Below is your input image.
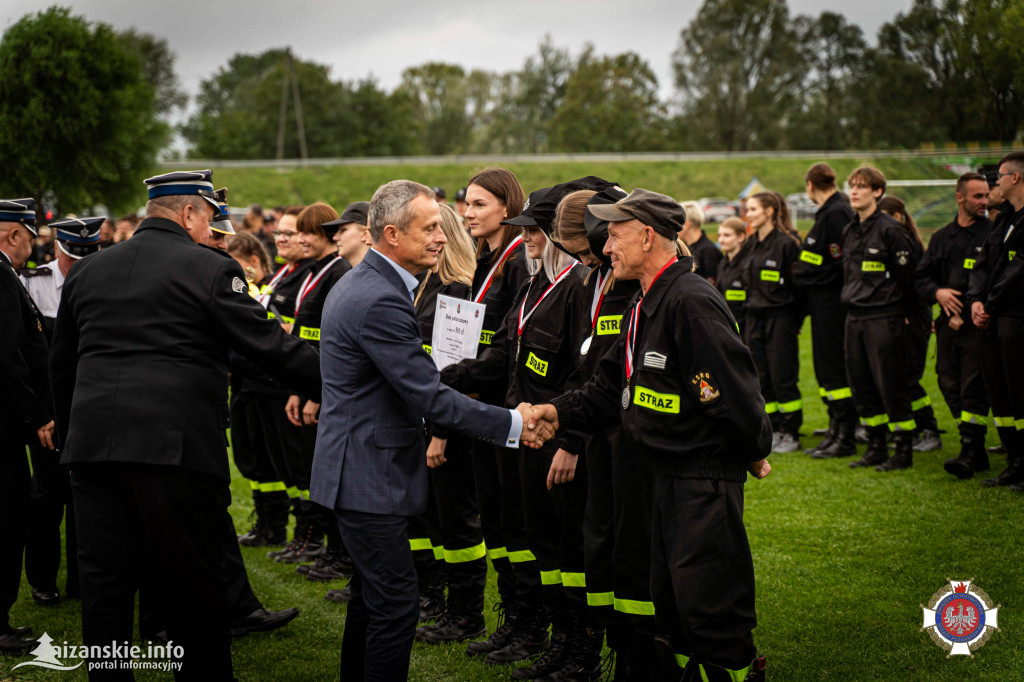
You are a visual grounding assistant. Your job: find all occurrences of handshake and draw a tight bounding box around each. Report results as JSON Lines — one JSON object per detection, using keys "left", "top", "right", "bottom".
{"left": 514, "top": 403, "right": 560, "bottom": 449}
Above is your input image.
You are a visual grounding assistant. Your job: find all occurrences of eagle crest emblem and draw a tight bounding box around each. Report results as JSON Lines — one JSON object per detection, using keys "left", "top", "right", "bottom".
{"left": 921, "top": 579, "right": 999, "bottom": 657}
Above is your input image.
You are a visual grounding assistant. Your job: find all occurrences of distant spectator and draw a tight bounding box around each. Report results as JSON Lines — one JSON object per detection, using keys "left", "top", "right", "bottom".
{"left": 257, "top": 211, "right": 278, "bottom": 261}
{"left": 680, "top": 200, "right": 721, "bottom": 283}
{"left": 454, "top": 187, "right": 468, "bottom": 221}
{"left": 431, "top": 187, "right": 447, "bottom": 205}
{"left": 114, "top": 214, "right": 138, "bottom": 243}
{"left": 29, "top": 225, "right": 54, "bottom": 267}
{"left": 99, "top": 219, "right": 115, "bottom": 249}
{"left": 243, "top": 203, "right": 264, "bottom": 234}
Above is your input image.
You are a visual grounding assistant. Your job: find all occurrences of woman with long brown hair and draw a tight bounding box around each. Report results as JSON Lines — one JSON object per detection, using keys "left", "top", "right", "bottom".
{"left": 878, "top": 196, "right": 941, "bottom": 451}
{"left": 744, "top": 191, "right": 804, "bottom": 452}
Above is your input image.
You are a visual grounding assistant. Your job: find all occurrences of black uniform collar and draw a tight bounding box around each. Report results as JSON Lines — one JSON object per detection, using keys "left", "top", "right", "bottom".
{"left": 311, "top": 251, "right": 337, "bottom": 273}
{"left": 0, "top": 249, "right": 11, "bottom": 268}
{"left": 134, "top": 216, "right": 194, "bottom": 241}
{"left": 639, "top": 256, "right": 692, "bottom": 318}
{"left": 817, "top": 191, "right": 846, "bottom": 215}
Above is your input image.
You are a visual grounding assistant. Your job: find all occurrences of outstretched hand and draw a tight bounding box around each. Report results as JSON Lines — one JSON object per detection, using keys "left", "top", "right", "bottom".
{"left": 749, "top": 458, "right": 771, "bottom": 479}
{"left": 515, "top": 402, "right": 559, "bottom": 449}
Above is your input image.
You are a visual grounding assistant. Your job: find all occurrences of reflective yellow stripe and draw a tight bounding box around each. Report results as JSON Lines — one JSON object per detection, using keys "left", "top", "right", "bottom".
{"left": 480, "top": 329, "right": 494, "bottom": 345}
{"left": 299, "top": 326, "right": 320, "bottom": 340}
{"left": 409, "top": 538, "right": 433, "bottom": 552}
{"left": 824, "top": 387, "right": 852, "bottom": 401}
{"left": 267, "top": 311, "right": 277, "bottom": 320}
{"left": 1009, "top": 250, "right": 1017, "bottom": 261}
{"left": 634, "top": 386, "right": 680, "bottom": 414}
{"left": 963, "top": 258, "right": 976, "bottom": 270}
{"left": 861, "top": 414, "right": 889, "bottom": 427}
{"left": 760, "top": 269, "right": 780, "bottom": 282}
{"left": 675, "top": 653, "right": 690, "bottom": 669}
{"left": 280, "top": 315, "right": 295, "bottom": 324}
{"left": 259, "top": 284, "right": 272, "bottom": 294}
{"left": 248, "top": 480, "right": 260, "bottom": 491}
{"left": 1017, "top": 418, "right": 1024, "bottom": 431}
{"left": 910, "top": 396, "right": 932, "bottom": 412}
{"left": 764, "top": 402, "right": 779, "bottom": 415}
{"left": 444, "top": 542, "right": 486, "bottom": 564}
{"left": 423, "top": 344, "right": 432, "bottom": 355}
{"left": 540, "top": 569, "right": 562, "bottom": 585}
{"left": 818, "top": 387, "right": 827, "bottom": 397}
{"left": 259, "top": 481, "right": 287, "bottom": 493}
{"left": 799, "top": 250, "right": 823, "bottom": 265}
{"left": 889, "top": 419, "right": 917, "bottom": 432}
{"left": 526, "top": 352, "right": 549, "bottom": 376}
{"left": 507, "top": 549, "right": 537, "bottom": 563}
{"left": 296, "top": 489, "right": 310, "bottom": 500}
{"left": 725, "top": 665, "right": 753, "bottom": 682}
{"left": 861, "top": 261, "right": 885, "bottom": 272}
{"left": 432, "top": 545, "right": 444, "bottom": 561}
{"left": 286, "top": 486, "right": 300, "bottom": 498}
{"left": 778, "top": 399, "right": 803, "bottom": 413}
{"left": 596, "top": 315, "right": 622, "bottom": 335}
{"left": 615, "top": 598, "right": 656, "bottom": 615}
{"left": 587, "top": 591, "right": 614, "bottom": 607}
{"left": 959, "top": 411, "right": 988, "bottom": 426}
{"left": 994, "top": 416, "right": 1015, "bottom": 428}
{"left": 487, "top": 546, "right": 509, "bottom": 560}
{"left": 725, "top": 289, "right": 746, "bottom": 301}
{"left": 561, "top": 572, "right": 586, "bottom": 588}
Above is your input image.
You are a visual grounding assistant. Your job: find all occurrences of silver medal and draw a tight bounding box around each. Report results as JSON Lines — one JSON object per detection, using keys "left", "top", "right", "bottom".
{"left": 580, "top": 334, "right": 593, "bottom": 356}
{"left": 621, "top": 387, "right": 630, "bottom": 409}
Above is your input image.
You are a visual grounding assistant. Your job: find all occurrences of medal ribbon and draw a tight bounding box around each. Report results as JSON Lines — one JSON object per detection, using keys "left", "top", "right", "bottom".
{"left": 258, "top": 263, "right": 293, "bottom": 309}
{"left": 295, "top": 257, "right": 342, "bottom": 316}
{"left": 625, "top": 258, "right": 677, "bottom": 379}
{"left": 589, "top": 268, "right": 611, "bottom": 331}
{"left": 474, "top": 235, "right": 524, "bottom": 303}
{"left": 517, "top": 262, "right": 578, "bottom": 338}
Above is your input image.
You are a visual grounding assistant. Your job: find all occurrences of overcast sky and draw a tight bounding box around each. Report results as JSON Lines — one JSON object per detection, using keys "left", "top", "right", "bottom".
{"left": 6, "top": 0, "right": 912, "bottom": 106}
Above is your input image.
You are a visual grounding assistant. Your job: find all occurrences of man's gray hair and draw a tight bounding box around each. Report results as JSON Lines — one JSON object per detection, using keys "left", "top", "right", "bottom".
{"left": 146, "top": 195, "right": 207, "bottom": 215}
{"left": 368, "top": 180, "right": 435, "bottom": 242}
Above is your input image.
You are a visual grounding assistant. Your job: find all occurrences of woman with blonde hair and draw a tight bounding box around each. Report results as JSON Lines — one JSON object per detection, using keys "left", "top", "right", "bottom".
{"left": 716, "top": 217, "right": 751, "bottom": 335}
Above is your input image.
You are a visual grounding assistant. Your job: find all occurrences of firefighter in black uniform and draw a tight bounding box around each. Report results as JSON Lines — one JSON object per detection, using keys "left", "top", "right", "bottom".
{"left": 0, "top": 198, "right": 51, "bottom": 653}
{"left": 536, "top": 187, "right": 770, "bottom": 682}
{"left": 680, "top": 201, "right": 721, "bottom": 283}
{"left": 967, "top": 151, "right": 1024, "bottom": 489}
{"left": 915, "top": 172, "right": 993, "bottom": 478}
{"left": 840, "top": 167, "right": 920, "bottom": 471}
{"left": 793, "top": 163, "right": 859, "bottom": 459}
{"left": 743, "top": 191, "right": 804, "bottom": 452}
{"left": 280, "top": 204, "right": 352, "bottom": 577}
{"left": 716, "top": 217, "right": 751, "bottom": 336}
{"left": 49, "top": 171, "right": 322, "bottom": 677}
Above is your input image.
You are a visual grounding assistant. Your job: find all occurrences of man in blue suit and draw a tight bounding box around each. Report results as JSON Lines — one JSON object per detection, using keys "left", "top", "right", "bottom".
{"left": 312, "top": 180, "right": 554, "bottom": 680}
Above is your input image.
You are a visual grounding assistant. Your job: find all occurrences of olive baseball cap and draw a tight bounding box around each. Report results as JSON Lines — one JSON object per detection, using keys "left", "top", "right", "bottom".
{"left": 586, "top": 188, "right": 686, "bottom": 240}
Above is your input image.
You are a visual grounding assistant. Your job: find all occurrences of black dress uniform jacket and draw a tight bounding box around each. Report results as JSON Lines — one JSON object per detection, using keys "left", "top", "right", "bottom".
{"left": 50, "top": 217, "right": 322, "bottom": 481}
{"left": 0, "top": 250, "right": 51, "bottom": 435}
{"left": 689, "top": 232, "right": 722, "bottom": 284}
{"left": 791, "top": 191, "right": 854, "bottom": 289}
{"left": 840, "top": 209, "right": 918, "bottom": 318}
{"left": 291, "top": 252, "right": 351, "bottom": 349}
{"left": 716, "top": 247, "right": 752, "bottom": 328}
{"left": 267, "top": 258, "right": 314, "bottom": 325}
{"left": 745, "top": 228, "right": 801, "bottom": 315}
{"left": 915, "top": 215, "right": 992, "bottom": 326}
{"left": 967, "top": 204, "right": 1024, "bottom": 319}
{"left": 551, "top": 257, "right": 771, "bottom": 482}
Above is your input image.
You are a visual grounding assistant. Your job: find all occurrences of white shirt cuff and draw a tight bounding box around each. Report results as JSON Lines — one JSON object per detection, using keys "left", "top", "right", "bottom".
{"left": 505, "top": 409, "right": 522, "bottom": 448}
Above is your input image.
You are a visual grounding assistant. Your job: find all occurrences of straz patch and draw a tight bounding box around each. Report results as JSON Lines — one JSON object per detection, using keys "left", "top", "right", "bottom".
{"left": 479, "top": 329, "right": 494, "bottom": 345}
{"left": 861, "top": 261, "right": 885, "bottom": 272}
{"left": 760, "top": 270, "right": 780, "bottom": 282}
{"left": 799, "top": 250, "right": 823, "bottom": 266}
{"left": 231, "top": 277, "right": 247, "bottom": 294}
{"left": 596, "top": 315, "right": 622, "bottom": 335}
{"left": 691, "top": 371, "right": 720, "bottom": 404}
{"left": 963, "top": 258, "right": 976, "bottom": 270}
{"left": 298, "top": 326, "right": 320, "bottom": 341}
{"left": 526, "top": 352, "right": 549, "bottom": 377}
{"left": 633, "top": 386, "right": 679, "bottom": 414}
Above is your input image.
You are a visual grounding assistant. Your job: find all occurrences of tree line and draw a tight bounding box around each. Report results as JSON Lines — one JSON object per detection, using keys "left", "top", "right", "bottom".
{"left": 184, "top": 0, "right": 1024, "bottom": 158}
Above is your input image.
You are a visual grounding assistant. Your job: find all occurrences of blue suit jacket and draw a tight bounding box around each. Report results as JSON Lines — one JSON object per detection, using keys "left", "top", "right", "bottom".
{"left": 311, "top": 249, "right": 513, "bottom": 516}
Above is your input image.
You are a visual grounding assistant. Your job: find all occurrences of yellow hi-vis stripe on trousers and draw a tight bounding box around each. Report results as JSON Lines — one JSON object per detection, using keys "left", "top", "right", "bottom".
{"left": 614, "top": 598, "right": 655, "bottom": 615}
{"left": 911, "top": 396, "right": 932, "bottom": 411}
{"left": 587, "top": 592, "right": 614, "bottom": 607}
{"left": 540, "top": 570, "right": 562, "bottom": 585}
{"left": 960, "top": 411, "right": 988, "bottom": 426}
{"left": 443, "top": 542, "right": 487, "bottom": 563}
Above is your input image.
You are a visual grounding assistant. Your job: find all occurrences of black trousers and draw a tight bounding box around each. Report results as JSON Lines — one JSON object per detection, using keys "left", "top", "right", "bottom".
{"left": 408, "top": 476, "right": 443, "bottom": 592}
{"left": 230, "top": 389, "right": 280, "bottom": 485}
{"left": 24, "top": 442, "right": 78, "bottom": 595}
{"left": 71, "top": 463, "right": 233, "bottom": 681}
{"left": 650, "top": 474, "right": 756, "bottom": 670}
{"left": 744, "top": 312, "right": 803, "bottom": 435}
{"left": 806, "top": 289, "right": 857, "bottom": 424}
{"left": 252, "top": 391, "right": 303, "bottom": 493}
{"left": 845, "top": 315, "right": 915, "bottom": 433}
{"left": 584, "top": 428, "right": 657, "bottom": 649}
{"left": 0, "top": 438, "right": 30, "bottom": 633}
{"left": 980, "top": 316, "right": 1024, "bottom": 452}
{"left": 518, "top": 443, "right": 587, "bottom": 621}
{"left": 904, "top": 304, "right": 938, "bottom": 432}
{"left": 935, "top": 322, "right": 989, "bottom": 439}
{"left": 428, "top": 433, "right": 486, "bottom": 603}
{"left": 335, "top": 509, "right": 419, "bottom": 682}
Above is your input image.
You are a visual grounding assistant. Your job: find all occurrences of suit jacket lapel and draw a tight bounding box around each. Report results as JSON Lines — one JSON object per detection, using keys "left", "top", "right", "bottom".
{"left": 364, "top": 250, "right": 414, "bottom": 305}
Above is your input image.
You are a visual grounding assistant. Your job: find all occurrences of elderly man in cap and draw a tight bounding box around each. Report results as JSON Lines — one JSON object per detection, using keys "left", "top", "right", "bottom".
{"left": 17, "top": 216, "right": 103, "bottom": 612}
{"left": 533, "top": 188, "right": 771, "bottom": 682}
{"left": 0, "top": 198, "right": 52, "bottom": 653}
{"left": 50, "top": 170, "right": 322, "bottom": 680}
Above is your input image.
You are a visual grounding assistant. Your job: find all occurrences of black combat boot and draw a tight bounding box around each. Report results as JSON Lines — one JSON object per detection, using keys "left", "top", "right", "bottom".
{"left": 849, "top": 430, "right": 888, "bottom": 468}
{"left": 509, "top": 617, "right": 568, "bottom": 680}
{"left": 538, "top": 618, "right": 605, "bottom": 681}
{"left": 944, "top": 437, "right": 989, "bottom": 479}
{"left": 805, "top": 418, "right": 837, "bottom": 455}
{"left": 467, "top": 602, "right": 519, "bottom": 656}
{"left": 262, "top": 490, "right": 290, "bottom": 545}
{"left": 237, "top": 490, "right": 266, "bottom": 545}
{"left": 485, "top": 605, "right": 550, "bottom": 665}
{"left": 812, "top": 420, "right": 857, "bottom": 459}
{"left": 982, "top": 451, "right": 1024, "bottom": 487}
{"left": 416, "top": 584, "right": 486, "bottom": 644}
{"left": 877, "top": 433, "right": 913, "bottom": 471}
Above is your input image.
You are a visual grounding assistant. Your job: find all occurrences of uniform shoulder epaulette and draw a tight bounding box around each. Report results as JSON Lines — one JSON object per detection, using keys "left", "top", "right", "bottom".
{"left": 18, "top": 267, "right": 52, "bottom": 278}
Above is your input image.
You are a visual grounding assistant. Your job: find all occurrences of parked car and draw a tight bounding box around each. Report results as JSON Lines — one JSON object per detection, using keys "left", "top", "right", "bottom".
{"left": 698, "top": 197, "right": 739, "bottom": 223}
{"left": 786, "top": 193, "right": 818, "bottom": 220}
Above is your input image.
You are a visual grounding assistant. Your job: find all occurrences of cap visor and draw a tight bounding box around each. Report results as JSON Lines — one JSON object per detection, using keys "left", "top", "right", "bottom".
{"left": 587, "top": 204, "right": 633, "bottom": 223}
{"left": 502, "top": 214, "right": 538, "bottom": 227}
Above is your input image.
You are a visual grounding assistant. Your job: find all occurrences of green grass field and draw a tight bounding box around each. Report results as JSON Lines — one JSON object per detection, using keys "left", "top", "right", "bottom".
{"left": 4, "top": 316, "right": 1021, "bottom": 681}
